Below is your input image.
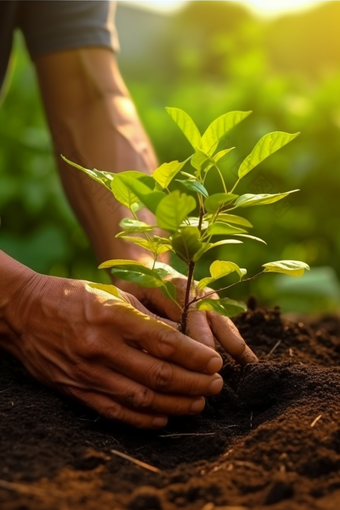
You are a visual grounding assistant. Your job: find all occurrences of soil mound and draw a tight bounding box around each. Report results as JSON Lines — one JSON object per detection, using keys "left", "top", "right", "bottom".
{"left": 1, "top": 304, "right": 340, "bottom": 509}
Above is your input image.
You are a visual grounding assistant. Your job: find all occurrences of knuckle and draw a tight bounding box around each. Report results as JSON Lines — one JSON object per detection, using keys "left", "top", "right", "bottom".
{"left": 105, "top": 402, "right": 124, "bottom": 422}
{"left": 151, "top": 361, "right": 174, "bottom": 391}
{"left": 156, "top": 328, "right": 177, "bottom": 358}
{"left": 127, "top": 388, "right": 155, "bottom": 410}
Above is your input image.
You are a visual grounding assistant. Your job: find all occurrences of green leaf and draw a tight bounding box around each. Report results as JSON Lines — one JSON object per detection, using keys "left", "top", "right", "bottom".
{"left": 192, "top": 239, "right": 243, "bottom": 262}
{"left": 190, "top": 147, "right": 210, "bottom": 172}
{"left": 153, "top": 160, "right": 187, "bottom": 189}
{"left": 233, "top": 234, "right": 266, "bottom": 244}
{"left": 116, "top": 236, "right": 172, "bottom": 255}
{"left": 156, "top": 190, "right": 196, "bottom": 231}
{"left": 87, "top": 283, "right": 123, "bottom": 299}
{"left": 61, "top": 155, "right": 114, "bottom": 190}
{"left": 204, "top": 193, "right": 238, "bottom": 213}
{"left": 109, "top": 269, "right": 165, "bottom": 288}
{"left": 206, "top": 222, "right": 247, "bottom": 236}
{"left": 180, "top": 217, "right": 209, "bottom": 230}
{"left": 161, "top": 281, "right": 178, "bottom": 302}
{"left": 171, "top": 227, "right": 203, "bottom": 264}
{"left": 198, "top": 261, "right": 247, "bottom": 291}
{"left": 214, "top": 148, "right": 235, "bottom": 163}
{"left": 205, "top": 213, "right": 253, "bottom": 229}
{"left": 118, "top": 175, "right": 166, "bottom": 214}
{"left": 99, "top": 259, "right": 152, "bottom": 270}
{"left": 234, "top": 190, "right": 299, "bottom": 208}
{"left": 200, "top": 111, "right": 252, "bottom": 154}
{"left": 262, "top": 260, "right": 310, "bottom": 277}
{"left": 238, "top": 131, "right": 300, "bottom": 179}
{"left": 196, "top": 298, "right": 247, "bottom": 317}
{"left": 117, "top": 218, "right": 155, "bottom": 235}
{"left": 111, "top": 171, "right": 152, "bottom": 210}
{"left": 175, "top": 179, "right": 209, "bottom": 198}
{"left": 166, "top": 107, "right": 201, "bottom": 148}
{"left": 98, "top": 260, "right": 165, "bottom": 288}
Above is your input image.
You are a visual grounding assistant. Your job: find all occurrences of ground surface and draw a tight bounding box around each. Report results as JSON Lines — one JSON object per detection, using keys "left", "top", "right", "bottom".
{"left": 1, "top": 301, "right": 340, "bottom": 510}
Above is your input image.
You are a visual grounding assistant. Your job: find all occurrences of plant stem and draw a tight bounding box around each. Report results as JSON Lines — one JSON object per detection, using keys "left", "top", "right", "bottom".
{"left": 180, "top": 260, "right": 196, "bottom": 334}
{"left": 187, "top": 270, "right": 264, "bottom": 307}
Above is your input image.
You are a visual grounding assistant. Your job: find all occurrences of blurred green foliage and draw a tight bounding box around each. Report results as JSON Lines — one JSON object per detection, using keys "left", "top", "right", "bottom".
{"left": 1, "top": 1, "right": 340, "bottom": 313}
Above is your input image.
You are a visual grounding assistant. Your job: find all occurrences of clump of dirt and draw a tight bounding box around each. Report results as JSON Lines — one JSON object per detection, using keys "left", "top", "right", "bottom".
{"left": 1, "top": 303, "right": 340, "bottom": 510}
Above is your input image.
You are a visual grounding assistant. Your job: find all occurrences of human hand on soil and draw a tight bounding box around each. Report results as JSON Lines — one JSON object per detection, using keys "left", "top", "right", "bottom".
{"left": 116, "top": 268, "right": 258, "bottom": 365}
{"left": 3, "top": 267, "right": 225, "bottom": 429}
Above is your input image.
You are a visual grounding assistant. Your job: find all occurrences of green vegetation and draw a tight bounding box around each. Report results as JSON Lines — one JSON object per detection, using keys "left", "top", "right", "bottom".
{"left": 63, "top": 107, "right": 309, "bottom": 331}
{"left": 1, "top": 1, "right": 339, "bottom": 312}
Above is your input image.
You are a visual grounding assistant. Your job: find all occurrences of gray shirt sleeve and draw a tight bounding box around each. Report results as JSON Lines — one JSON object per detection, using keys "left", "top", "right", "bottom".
{"left": 17, "top": 1, "right": 119, "bottom": 59}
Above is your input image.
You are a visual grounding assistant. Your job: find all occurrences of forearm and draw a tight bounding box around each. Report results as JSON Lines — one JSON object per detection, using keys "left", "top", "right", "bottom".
{"left": 0, "top": 251, "right": 37, "bottom": 356}
{"left": 35, "top": 49, "right": 159, "bottom": 265}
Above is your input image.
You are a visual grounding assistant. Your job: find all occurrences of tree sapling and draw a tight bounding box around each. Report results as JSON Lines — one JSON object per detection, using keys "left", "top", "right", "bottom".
{"left": 63, "top": 108, "right": 309, "bottom": 334}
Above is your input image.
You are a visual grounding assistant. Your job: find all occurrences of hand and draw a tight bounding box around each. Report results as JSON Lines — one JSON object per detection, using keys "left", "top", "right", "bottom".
{"left": 7, "top": 272, "right": 224, "bottom": 429}
{"left": 116, "top": 265, "right": 258, "bottom": 365}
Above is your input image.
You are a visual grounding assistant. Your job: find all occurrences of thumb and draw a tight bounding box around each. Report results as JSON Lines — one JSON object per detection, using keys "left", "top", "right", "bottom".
{"left": 122, "top": 291, "right": 180, "bottom": 330}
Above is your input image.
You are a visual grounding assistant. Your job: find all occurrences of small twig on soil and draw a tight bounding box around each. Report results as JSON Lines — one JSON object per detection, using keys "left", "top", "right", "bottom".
{"left": 310, "top": 414, "right": 322, "bottom": 428}
{"left": 158, "top": 432, "right": 215, "bottom": 438}
{"left": 266, "top": 339, "right": 281, "bottom": 358}
{"left": 110, "top": 449, "right": 160, "bottom": 473}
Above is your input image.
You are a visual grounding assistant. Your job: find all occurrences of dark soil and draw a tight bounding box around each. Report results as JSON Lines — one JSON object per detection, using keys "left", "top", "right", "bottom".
{"left": 1, "top": 301, "right": 340, "bottom": 510}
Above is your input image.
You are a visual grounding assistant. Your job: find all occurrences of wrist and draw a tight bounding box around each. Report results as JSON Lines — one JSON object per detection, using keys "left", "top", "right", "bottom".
{"left": 0, "top": 251, "right": 41, "bottom": 356}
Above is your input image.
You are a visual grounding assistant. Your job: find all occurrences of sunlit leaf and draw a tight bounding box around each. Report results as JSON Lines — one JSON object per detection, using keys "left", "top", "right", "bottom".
{"left": 206, "top": 222, "right": 247, "bottom": 236}
{"left": 190, "top": 147, "right": 210, "bottom": 172}
{"left": 116, "top": 236, "right": 172, "bottom": 255}
{"left": 204, "top": 193, "right": 238, "bottom": 213}
{"left": 192, "top": 239, "right": 243, "bottom": 262}
{"left": 117, "top": 218, "right": 155, "bottom": 235}
{"left": 196, "top": 298, "right": 247, "bottom": 317}
{"left": 175, "top": 179, "right": 209, "bottom": 198}
{"left": 234, "top": 234, "right": 266, "bottom": 244}
{"left": 191, "top": 147, "right": 234, "bottom": 175}
{"left": 238, "top": 131, "right": 300, "bottom": 179}
{"left": 87, "top": 283, "right": 122, "bottom": 299}
{"left": 205, "top": 213, "right": 253, "bottom": 229}
{"left": 180, "top": 217, "right": 209, "bottom": 230}
{"left": 262, "top": 260, "right": 310, "bottom": 277}
{"left": 153, "top": 160, "right": 187, "bottom": 189}
{"left": 166, "top": 107, "right": 201, "bottom": 148}
{"left": 156, "top": 190, "right": 196, "bottom": 231}
{"left": 61, "top": 155, "right": 114, "bottom": 190}
{"left": 200, "top": 111, "right": 252, "bottom": 155}
{"left": 111, "top": 171, "right": 153, "bottom": 210}
{"left": 118, "top": 174, "right": 166, "bottom": 214}
{"left": 171, "top": 227, "right": 203, "bottom": 264}
{"left": 198, "top": 261, "right": 247, "bottom": 290}
{"left": 214, "top": 147, "right": 235, "bottom": 162}
{"left": 234, "top": 190, "right": 299, "bottom": 208}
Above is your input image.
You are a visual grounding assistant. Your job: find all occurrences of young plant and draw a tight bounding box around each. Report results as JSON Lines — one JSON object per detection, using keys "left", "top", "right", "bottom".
{"left": 63, "top": 108, "right": 309, "bottom": 334}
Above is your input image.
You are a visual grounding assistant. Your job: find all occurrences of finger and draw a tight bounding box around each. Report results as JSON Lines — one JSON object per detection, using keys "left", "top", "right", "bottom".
{"left": 185, "top": 309, "right": 215, "bottom": 349}
{"left": 68, "top": 366, "right": 208, "bottom": 416}
{"left": 67, "top": 386, "right": 168, "bottom": 429}
{"left": 116, "top": 310, "right": 223, "bottom": 375}
{"left": 207, "top": 311, "right": 258, "bottom": 363}
{"left": 104, "top": 344, "right": 223, "bottom": 396}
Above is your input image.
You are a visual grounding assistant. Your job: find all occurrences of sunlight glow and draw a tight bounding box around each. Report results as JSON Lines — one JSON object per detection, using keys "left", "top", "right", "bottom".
{"left": 122, "top": 0, "right": 324, "bottom": 18}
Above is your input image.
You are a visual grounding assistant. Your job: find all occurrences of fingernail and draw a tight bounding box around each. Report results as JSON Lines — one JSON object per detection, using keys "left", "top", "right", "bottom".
{"left": 236, "top": 345, "right": 258, "bottom": 366}
{"left": 152, "top": 416, "right": 168, "bottom": 428}
{"left": 208, "top": 376, "right": 223, "bottom": 395}
{"left": 190, "top": 397, "right": 205, "bottom": 414}
{"left": 206, "top": 355, "right": 223, "bottom": 374}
